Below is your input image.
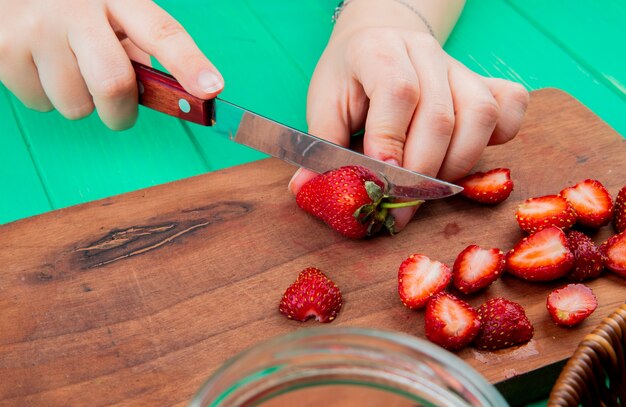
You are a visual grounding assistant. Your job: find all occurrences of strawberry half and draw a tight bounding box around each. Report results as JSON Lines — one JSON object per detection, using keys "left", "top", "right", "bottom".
{"left": 425, "top": 292, "right": 481, "bottom": 351}
{"left": 398, "top": 254, "right": 451, "bottom": 309}
{"left": 506, "top": 226, "right": 574, "bottom": 281}
{"left": 546, "top": 284, "right": 598, "bottom": 327}
{"left": 515, "top": 195, "right": 577, "bottom": 234}
{"left": 600, "top": 231, "right": 626, "bottom": 278}
{"left": 614, "top": 185, "right": 626, "bottom": 233}
{"left": 566, "top": 230, "right": 603, "bottom": 281}
{"left": 474, "top": 298, "right": 534, "bottom": 350}
{"left": 456, "top": 168, "right": 513, "bottom": 204}
{"left": 452, "top": 245, "right": 505, "bottom": 294}
{"left": 296, "top": 165, "right": 422, "bottom": 239}
{"left": 279, "top": 267, "right": 342, "bottom": 323}
{"left": 560, "top": 179, "right": 613, "bottom": 228}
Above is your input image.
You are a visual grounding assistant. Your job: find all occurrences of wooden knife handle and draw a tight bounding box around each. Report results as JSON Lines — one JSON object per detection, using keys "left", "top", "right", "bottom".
{"left": 132, "top": 61, "right": 215, "bottom": 126}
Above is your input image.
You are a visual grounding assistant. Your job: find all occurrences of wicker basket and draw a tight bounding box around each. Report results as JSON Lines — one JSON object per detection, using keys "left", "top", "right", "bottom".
{"left": 548, "top": 303, "right": 626, "bottom": 407}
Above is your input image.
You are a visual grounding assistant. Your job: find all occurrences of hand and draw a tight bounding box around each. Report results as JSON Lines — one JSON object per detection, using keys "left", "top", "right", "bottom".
{"left": 0, "top": 0, "right": 223, "bottom": 130}
{"left": 290, "top": 9, "right": 529, "bottom": 232}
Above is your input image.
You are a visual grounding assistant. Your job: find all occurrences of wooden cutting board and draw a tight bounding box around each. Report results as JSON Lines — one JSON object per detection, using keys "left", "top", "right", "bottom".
{"left": 0, "top": 89, "right": 624, "bottom": 406}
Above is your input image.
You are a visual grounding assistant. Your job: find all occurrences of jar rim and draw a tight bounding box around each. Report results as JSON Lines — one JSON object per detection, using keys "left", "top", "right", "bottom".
{"left": 189, "top": 327, "right": 508, "bottom": 407}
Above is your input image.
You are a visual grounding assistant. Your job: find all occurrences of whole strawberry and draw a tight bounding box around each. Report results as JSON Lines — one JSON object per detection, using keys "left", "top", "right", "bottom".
{"left": 279, "top": 267, "right": 342, "bottom": 323}
{"left": 474, "top": 298, "right": 534, "bottom": 350}
{"left": 614, "top": 185, "right": 626, "bottom": 233}
{"left": 296, "top": 165, "right": 422, "bottom": 239}
{"left": 566, "top": 230, "right": 603, "bottom": 281}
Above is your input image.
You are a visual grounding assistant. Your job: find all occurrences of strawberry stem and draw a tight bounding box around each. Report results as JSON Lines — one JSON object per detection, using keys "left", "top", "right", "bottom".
{"left": 380, "top": 200, "right": 424, "bottom": 209}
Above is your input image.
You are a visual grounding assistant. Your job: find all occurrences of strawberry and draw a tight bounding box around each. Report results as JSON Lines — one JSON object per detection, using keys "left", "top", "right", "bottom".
{"left": 452, "top": 245, "right": 505, "bottom": 294}
{"left": 560, "top": 179, "right": 613, "bottom": 228}
{"left": 515, "top": 195, "right": 576, "bottom": 233}
{"left": 296, "top": 165, "right": 422, "bottom": 239}
{"left": 279, "top": 267, "right": 342, "bottom": 323}
{"left": 506, "top": 226, "right": 574, "bottom": 281}
{"left": 546, "top": 283, "right": 598, "bottom": 327}
{"left": 566, "top": 230, "right": 603, "bottom": 281}
{"left": 424, "top": 292, "right": 481, "bottom": 351}
{"left": 456, "top": 168, "right": 513, "bottom": 204}
{"left": 398, "top": 254, "right": 451, "bottom": 309}
{"left": 600, "top": 231, "right": 626, "bottom": 278}
{"left": 614, "top": 185, "right": 626, "bottom": 233}
{"left": 474, "top": 298, "right": 534, "bottom": 350}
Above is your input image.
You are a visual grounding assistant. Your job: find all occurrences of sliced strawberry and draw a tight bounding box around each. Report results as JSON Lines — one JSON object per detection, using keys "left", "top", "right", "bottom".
{"left": 398, "top": 254, "right": 451, "bottom": 309}
{"left": 474, "top": 298, "right": 534, "bottom": 350}
{"left": 566, "top": 230, "right": 603, "bottom": 281}
{"left": 560, "top": 179, "right": 613, "bottom": 228}
{"left": 457, "top": 168, "right": 513, "bottom": 204}
{"left": 425, "top": 292, "right": 481, "bottom": 351}
{"left": 614, "top": 185, "right": 626, "bottom": 233}
{"left": 279, "top": 267, "right": 342, "bottom": 323}
{"left": 515, "top": 195, "right": 577, "bottom": 234}
{"left": 452, "top": 245, "right": 505, "bottom": 294}
{"left": 600, "top": 231, "right": 626, "bottom": 278}
{"left": 506, "top": 226, "right": 574, "bottom": 281}
{"left": 546, "top": 284, "right": 598, "bottom": 327}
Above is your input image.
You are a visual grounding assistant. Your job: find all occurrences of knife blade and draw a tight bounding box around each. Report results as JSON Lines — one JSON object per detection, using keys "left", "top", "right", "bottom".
{"left": 132, "top": 62, "right": 462, "bottom": 200}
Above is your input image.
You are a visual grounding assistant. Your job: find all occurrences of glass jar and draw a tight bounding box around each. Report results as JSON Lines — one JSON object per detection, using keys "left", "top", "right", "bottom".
{"left": 189, "top": 327, "right": 508, "bottom": 407}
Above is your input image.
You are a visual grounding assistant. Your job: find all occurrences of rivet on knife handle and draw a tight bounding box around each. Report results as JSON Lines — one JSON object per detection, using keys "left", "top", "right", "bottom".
{"left": 132, "top": 61, "right": 216, "bottom": 126}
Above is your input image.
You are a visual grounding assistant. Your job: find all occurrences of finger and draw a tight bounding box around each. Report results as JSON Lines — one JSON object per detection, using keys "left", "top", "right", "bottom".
{"left": 481, "top": 77, "right": 529, "bottom": 145}
{"left": 31, "top": 37, "right": 94, "bottom": 120}
{"left": 121, "top": 38, "right": 151, "bottom": 66}
{"left": 68, "top": 18, "right": 138, "bottom": 130}
{"left": 353, "top": 32, "right": 419, "bottom": 165}
{"left": 402, "top": 35, "right": 455, "bottom": 177}
{"left": 437, "top": 63, "right": 499, "bottom": 181}
{"left": 0, "top": 46, "right": 52, "bottom": 112}
{"left": 108, "top": 0, "right": 223, "bottom": 99}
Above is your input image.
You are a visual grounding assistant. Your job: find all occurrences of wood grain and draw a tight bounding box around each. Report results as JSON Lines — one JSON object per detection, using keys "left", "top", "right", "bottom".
{"left": 0, "top": 89, "right": 624, "bottom": 406}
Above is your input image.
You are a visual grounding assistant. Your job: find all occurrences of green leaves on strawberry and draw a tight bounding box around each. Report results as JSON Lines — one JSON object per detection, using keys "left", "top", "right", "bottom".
{"left": 474, "top": 298, "right": 534, "bottom": 350}
{"left": 296, "top": 165, "right": 423, "bottom": 239}
{"left": 279, "top": 267, "right": 342, "bottom": 323}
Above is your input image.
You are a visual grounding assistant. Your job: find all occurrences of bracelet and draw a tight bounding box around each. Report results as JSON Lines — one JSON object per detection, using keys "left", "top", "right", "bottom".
{"left": 332, "top": 0, "right": 435, "bottom": 38}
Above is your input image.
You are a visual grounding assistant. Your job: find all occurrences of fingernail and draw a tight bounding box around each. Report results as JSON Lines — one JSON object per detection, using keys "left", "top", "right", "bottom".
{"left": 385, "top": 158, "right": 401, "bottom": 167}
{"left": 288, "top": 168, "right": 303, "bottom": 192}
{"left": 198, "top": 70, "right": 223, "bottom": 93}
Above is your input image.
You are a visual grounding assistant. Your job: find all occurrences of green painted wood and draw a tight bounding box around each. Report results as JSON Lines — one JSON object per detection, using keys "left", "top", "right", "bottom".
{"left": 506, "top": 0, "right": 626, "bottom": 101}
{"left": 0, "top": 88, "right": 51, "bottom": 224}
{"left": 7, "top": 93, "right": 208, "bottom": 210}
{"left": 445, "top": 0, "right": 626, "bottom": 137}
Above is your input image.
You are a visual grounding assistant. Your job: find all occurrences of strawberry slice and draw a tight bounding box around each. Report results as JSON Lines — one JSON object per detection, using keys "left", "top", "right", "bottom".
{"left": 600, "top": 231, "right": 626, "bottom": 278}
{"left": 560, "top": 179, "right": 613, "bottom": 228}
{"left": 452, "top": 245, "right": 505, "bottom": 294}
{"left": 566, "top": 230, "right": 604, "bottom": 281}
{"left": 474, "top": 298, "right": 534, "bottom": 350}
{"left": 457, "top": 168, "right": 513, "bottom": 204}
{"left": 515, "top": 195, "right": 577, "bottom": 233}
{"left": 398, "top": 254, "right": 451, "bottom": 309}
{"left": 614, "top": 185, "right": 626, "bottom": 233}
{"left": 425, "top": 292, "right": 481, "bottom": 351}
{"left": 279, "top": 267, "right": 342, "bottom": 322}
{"left": 546, "top": 284, "right": 598, "bottom": 327}
{"left": 506, "top": 226, "right": 575, "bottom": 281}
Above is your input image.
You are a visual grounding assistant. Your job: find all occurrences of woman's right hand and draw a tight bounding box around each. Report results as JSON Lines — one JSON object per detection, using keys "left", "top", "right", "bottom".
{"left": 0, "top": 0, "right": 223, "bottom": 130}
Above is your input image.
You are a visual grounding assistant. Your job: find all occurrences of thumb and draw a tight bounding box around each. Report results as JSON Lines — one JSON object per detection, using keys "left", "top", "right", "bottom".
{"left": 109, "top": 0, "right": 224, "bottom": 99}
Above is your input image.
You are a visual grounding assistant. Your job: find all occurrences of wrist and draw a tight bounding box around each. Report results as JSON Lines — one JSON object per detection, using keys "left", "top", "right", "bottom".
{"left": 332, "top": 0, "right": 465, "bottom": 44}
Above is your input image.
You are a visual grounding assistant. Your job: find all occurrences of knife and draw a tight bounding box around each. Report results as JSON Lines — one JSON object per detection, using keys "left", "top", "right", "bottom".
{"left": 131, "top": 62, "right": 462, "bottom": 200}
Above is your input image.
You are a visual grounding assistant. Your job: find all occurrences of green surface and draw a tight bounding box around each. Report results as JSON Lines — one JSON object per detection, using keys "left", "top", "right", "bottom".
{"left": 1, "top": 2, "right": 625, "bottom": 403}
